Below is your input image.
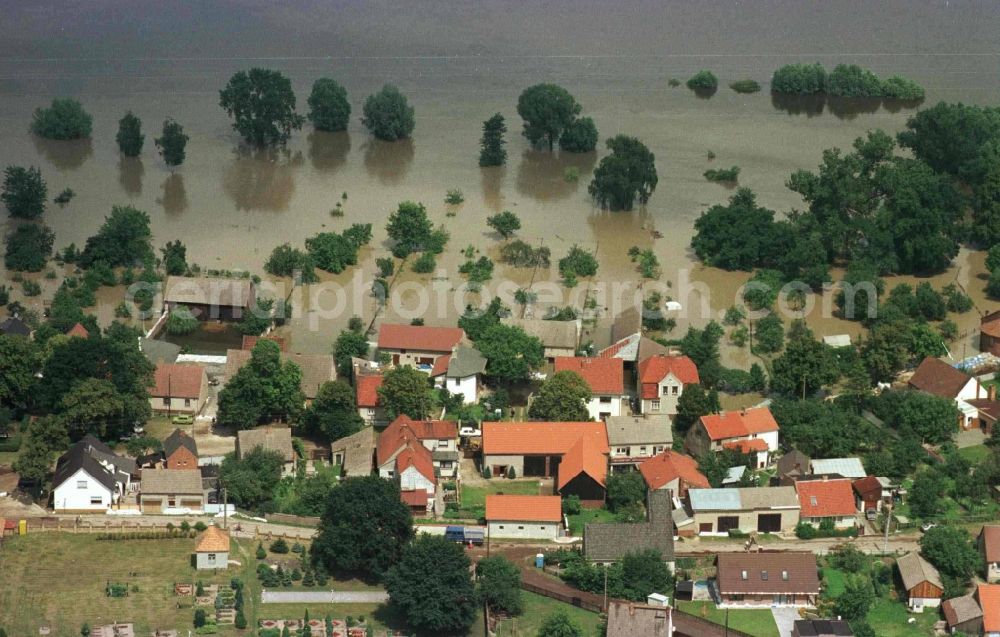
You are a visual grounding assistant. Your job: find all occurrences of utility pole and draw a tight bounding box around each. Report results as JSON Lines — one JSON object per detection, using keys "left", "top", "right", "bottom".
{"left": 603, "top": 564, "right": 608, "bottom": 612}
{"left": 882, "top": 502, "right": 893, "bottom": 555}
{"left": 222, "top": 485, "right": 228, "bottom": 530}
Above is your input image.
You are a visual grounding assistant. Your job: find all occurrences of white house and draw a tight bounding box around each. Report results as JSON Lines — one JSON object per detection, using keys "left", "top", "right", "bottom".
{"left": 377, "top": 323, "right": 466, "bottom": 370}
{"left": 606, "top": 415, "right": 673, "bottom": 471}
{"left": 431, "top": 345, "right": 487, "bottom": 404}
{"left": 908, "top": 357, "right": 988, "bottom": 430}
{"left": 377, "top": 415, "right": 460, "bottom": 479}
{"left": 554, "top": 356, "right": 627, "bottom": 421}
{"left": 355, "top": 373, "right": 387, "bottom": 426}
{"left": 194, "top": 526, "right": 230, "bottom": 570}
{"left": 485, "top": 495, "right": 562, "bottom": 540}
{"left": 638, "top": 355, "right": 700, "bottom": 416}
{"left": 684, "top": 407, "right": 780, "bottom": 469}
{"left": 52, "top": 436, "right": 134, "bottom": 512}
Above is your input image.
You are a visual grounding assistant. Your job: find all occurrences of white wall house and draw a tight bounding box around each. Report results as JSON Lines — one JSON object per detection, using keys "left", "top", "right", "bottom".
{"left": 485, "top": 495, "right": 562, "bottom": 540}
{"left": 52, "top": 436, "right": 133, "bottom": 513}
{"left": 554, "top": 357, "right": 626, "bottom": 421}
{"left": 399, "top": 464, "right": 435, "bottom": 495}
{"left": 431, "top": 345, "right": 487, "bottom": 405}
{"left": 438, "top": 373, "right": 479, "bottom": 404}
{"left": 53, "top": 467, "right": 115, "bottom": 512}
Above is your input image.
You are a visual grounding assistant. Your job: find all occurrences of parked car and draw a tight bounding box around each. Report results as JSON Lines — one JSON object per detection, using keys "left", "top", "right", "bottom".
{"left": 171, "top": 414, "right": 194, "bottom": 425}
{"left": 459, "top": 426, "right": 482, "bottom": 438}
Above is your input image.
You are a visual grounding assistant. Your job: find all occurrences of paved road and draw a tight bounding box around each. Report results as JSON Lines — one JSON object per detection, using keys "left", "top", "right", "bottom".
{"left": 262, "top": 590, "right": 388, "bottom": 604}
{"left": 771, "top": 607, "right": 799, "bottom": 637}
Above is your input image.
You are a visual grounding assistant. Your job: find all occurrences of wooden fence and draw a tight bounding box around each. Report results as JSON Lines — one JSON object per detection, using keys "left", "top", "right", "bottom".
{"left": 519, "top": 581, "right": 605, "bottom": 614}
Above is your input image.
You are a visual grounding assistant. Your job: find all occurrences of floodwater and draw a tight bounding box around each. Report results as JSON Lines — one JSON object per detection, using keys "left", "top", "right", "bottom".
{"left": 1, "top": 1, "right": 1000, "bottom": 359}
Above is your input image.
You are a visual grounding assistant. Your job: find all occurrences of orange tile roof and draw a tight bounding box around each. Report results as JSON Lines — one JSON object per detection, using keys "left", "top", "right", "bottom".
{"left": 638, "top": 355, "right": 699, "bottom": 398}
{"left": 242, "top": 334, "right": 288, "bottom": 352}
{"left": 699, "top": 407, "right": 779, "bottom": 440}
{"left": 429, "top": 354, "right": 451, "bottom": 377}
{"left": 558, "top": 432, "right": 608, "bottom": 490}
{"left": 554, "top": 357, "right": 625, "bottom": 395}
{"left": 979, "top": 584, "right": 1000, "bottom": 632}
{"left": 377, "top": 323, "right": 465, "bottom": 353}
{"left": 356, "top": 374, "right": 383, "bottom": 408}
{"left": 486, "top": 495, "right": 561, "bottom": 522}
{"left": 723, "top": 438, "right": 769, "bottom": 454}
{"left": 796, "top": 479, "right": 857, "bottom": 518}
{"left": 377, "top": 415, "right": 456, "bottom": 466}
{"left": 481, "top": 422, "right": 609, "bottom": 456}
{"left": 982, "top": 526, "right": 1000, "bottom": 563}
{"left": 639, "top": 450, "right": 709, "bottom": 491}
{"left": 195, "top": 526, "right": 230, "bottom": 552}
{"left": 394, "top": 444, "right": 436, "bottom": 485}
{"left": 66, "top": 322, "right": 89, "bottom": 338}
{"left": 152, "top": 363, "right": 205, "bottom": 399}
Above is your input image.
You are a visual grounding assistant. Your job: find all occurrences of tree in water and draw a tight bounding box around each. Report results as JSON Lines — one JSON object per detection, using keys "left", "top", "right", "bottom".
{"left": 479, "top": 113, "right": 507, "bottom": 167}
{"left": 155, "top": 119, "right": 189, "bottom": 168}
{"left": 116, "top": 111, "right": 144, "bottom": 157}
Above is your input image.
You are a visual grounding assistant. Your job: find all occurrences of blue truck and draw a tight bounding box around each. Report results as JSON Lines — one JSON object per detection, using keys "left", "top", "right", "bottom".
{"left": 445, "top": 525, "right": 485, "bottom": 545}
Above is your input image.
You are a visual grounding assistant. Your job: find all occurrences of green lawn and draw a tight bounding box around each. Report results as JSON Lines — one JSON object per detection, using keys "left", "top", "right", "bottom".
{"left": 867, "top": 597, "right": 939, "bottom": 637}
{"left": 458, "top": 480, "right": 542, "bottom": 517}
{"left": 494, "top": 591, "right": 603, "bottom": 637}
{"left": 0, "top": 451, "right": 18, "bottom": 466}
{"left": 821, "top": 567, "right": 846, "bottom": 597}
{"left": 567, "top": 507, "right": 617, "bottom": 535}
{"left": 676, "top": 601, "right": 779, "bottom": 637}
{"left": 958, "top": 444, "right": 991, "bottom": 464}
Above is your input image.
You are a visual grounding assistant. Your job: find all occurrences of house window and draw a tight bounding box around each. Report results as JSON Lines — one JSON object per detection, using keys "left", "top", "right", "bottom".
{"left": 671, "top": 386, "right": 679, "bottom": 395}
{"left": 208, "top": 553, "right": 216, "bottom": 562}
{"left": 498, "top": 525, "right": 505, "bottom": 530}
{"left": 518, "top": 526, "right": 524, "bottom": 530}
{"left": 77, "top": 480, "right": 88, "bottom": 489}
{"left": 654, "top": 446, "right": 663, "bottom": 454}
{"left": 651, "top": 400, "right": 660, "bottom": 411}
{"left": 184, "top": 398, "right": 192, "bottom": 407}
{"left": 162, "top": 397, "right": 170, "bottom": 406}
{"left": 810, "top": 496, "right": 818, "bottom": 506}
{"left": 600, "top": 396, "right": 612, "bottom": 404}
{"left": 168, "top": 497, "right": 176, "bottom": 507}
{"left": 639, "top": 446, "right": 647, "bottom": 454}
{"left": 540, "top": 526, "right": 546, "bottom": 530}
{"left": 740, "top": 570, "right": 748, "bottom": 580}
{"left": 782, "top": 571, "right": 789, "bottom": 581}
{"left": 437, "top": 440, "right": 449, "bottom": 448}
{"left": 90, "top": 496, "right": 103, "bottom": 504}
{"left": 761, "top": 571, "right": 768, "bottom": 581}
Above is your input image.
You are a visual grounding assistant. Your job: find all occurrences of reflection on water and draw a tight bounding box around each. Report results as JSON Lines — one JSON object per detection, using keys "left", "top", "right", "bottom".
{"left": 32, "top": 136, "right": 93, "bottom": 170}
{"left": 771, "top": 93, "right": 826, "bottom": 118}
{"left": 159, "top": 322, "right": 244, "bottom": 355}
{"left": 770, "top": 93, "right": 923, "bottom": 120}
{"left": 159, "top": 173, "right": 188, "bottom": 215}
{"left": 308, "top": 131, "right": 351, "bottom": 173}
{"left": 480, "top": 166, "right": 505, "bottom": 212}
{"left": 223, "top": 148, "right": 301, "bottom": 211}
{"left": 362, "top": 138, "right": 414, "bottom": 185}
{"left": 693, "top": 87, "right": 718, "bottom": 100}
{"left": 118, "top": 157, "right": 143, "bottom": 196}
{"left": 826, "top": 96, "right": 882, "bottom": 121}
{"left": 515, "top": 149, "right": 596, "bottom": 202}
{"left": 882, "top": 97, "right": 925, "bottom": 114}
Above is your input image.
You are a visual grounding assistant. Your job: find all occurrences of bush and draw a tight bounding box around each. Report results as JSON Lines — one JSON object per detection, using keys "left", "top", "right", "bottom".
{"left": 445, "top": 189, "right": 464, "bottom": 205}
{"left": 881, "top": 76, "right": 925, "bottom": 101}
{"left": 166, "top": 307, "right": 199, "bottom": 335}
{"left": 265, "top": 244, "right": 318, "bottom": 283}
{"left": 500, "top": 240, "right": 550, "bottom": 268}
{"left": 506, "top": 466, "right": 516, "bottom": 479}
{"left": 686, "top": 70, "right": 718, "bottom": 91}
{"left": 234, "top": 611, "right": 247, "bottom": 630}
{"left": 483, "top": 466, "right": 492, "bottom": 479}
{"left": 256, "top": 543, "right": 266, "bottom": 559}
{"left": 194, "top": 521, "right": 207, "bottom": 532}
{"left": 562, "top": 495, "right": 582, "bottom": 515}
{"left": 704, "top": 166, "right": 740, "bottom": 183}
{"left": 21, "top": 280, "right": 41, "bottom": 297}
{"left": 559, "top": 117, "right": 598, "bottom": 153}
{"left": 771, "top": 63, "right": 827, "bottom": 94}
{"left": 411, "top": 252, "right": 436, "bottom": 273}
{"left": 270, "top": 538, "right": 289, "bottom": 554}
{"left": 54, "top": 187, "right": 75, "bottom": 205}
{"left": 729, "top": 79, "right": 761, "bottom": 94}
{"left": 825, "top": 64, "right": 883, "bottom": 98}
{"left": 31, "top": 98, "right": 93, "bottom": 139}
{"left": 559, "top": 245, "right": 598, "bottom": 282}
{"left": 5, "top": 222, "right": 55, "bottom": 272}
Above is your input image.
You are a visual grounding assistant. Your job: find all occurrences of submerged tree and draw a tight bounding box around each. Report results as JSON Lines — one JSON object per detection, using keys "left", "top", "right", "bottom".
{"left": 588, "top": 135, "right": 658, "bottom": 210}
{"left": 307, "top": 78, "right": 351, "bottom": 132}
{"left": 517, "top": 84, "right": 581, "bottom": 151}
{"left": 1, "top": 165, "right": 47, "bottom": 219}
{"left": 361, "top": 85, "right": 415, "bottom": 141}
{"left": 479, "top": 113, "right": 507, "bottom": 167}
{"left": 116, "top": 111, "right": 145, "bottom": 157}
{"left": 155, "top": 119, "right": 189, "bottom": 168}
{"left": 219, "top": 68, "right": 304, "bottom": 146}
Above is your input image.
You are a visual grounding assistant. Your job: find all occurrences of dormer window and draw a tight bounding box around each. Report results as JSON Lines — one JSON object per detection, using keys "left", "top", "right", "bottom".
{"left": 782, "top": 570, "right": 789, "bottom": 580}
{"left": 761, "top": 570, "right": 768, "bottom": 581}
{"left": 740, "top": 570, "right": 748, "bottom": 580}
{"left": 810, "top": 496, "right": 818, "bottom": 506}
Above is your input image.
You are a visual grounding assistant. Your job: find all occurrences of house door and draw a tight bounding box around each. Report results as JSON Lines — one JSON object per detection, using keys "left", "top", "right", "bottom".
{"left": 757, "top": 513, "right": 781, "bottom": 533}
{"left": 392, "top": 354, "right": 400, "bottom": 365}
{"left": 717, "top": 516, "right": 739, "bottom": 533}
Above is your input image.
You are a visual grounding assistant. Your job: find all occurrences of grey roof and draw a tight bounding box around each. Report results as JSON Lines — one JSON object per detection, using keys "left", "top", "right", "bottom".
{"left": 139, "top": 337, "right": 181, "bottom": 364}
{"left": 822, "top": 334, "right": 852, "bottom": 348}
{"left": 140, "top": 469, "right": 203, "bottom": 495}
{"left": 76, "top": 434, "right": 137, "bottom": 476}
{"left": 432, "top": 449, "right": 461, "bottom": 462}
{"left": 689, "top": 487, "right": 800, "bottom": 511}
{"left": 897, "top": 552, "right": 943, "bottom": 591}
{"left": 164, "top": 275, "right": 254, "bottom": 308}
{"left": 943, "top": 594, "right": 983, "bottom": 626}
{"left": 610, "top": 307, "right": 641, "bottom": 344}
{"left": 331, "top": 427, "right": 376, "bottom": 477}
{"left": 584, "top": 490, "right": 673, "bottom": 562}
{"left": 605, "top": 415, "right": 673, "bottom": 447}
{"left": 501, "top": 317, "right": 579, "bottom": 349}
{"left": 811, "top": 458, "right": 866, "bottom": 479}
{"left": 237, "top": 427, "right": 295, "bottom": 462}
{"left": 0, "top": 316, "right": 31, "bottom": 337}
{"left": 723, "top": 466, "right": 747, "bottom": 485}
{"left": 777, "top": 449, "right": 811, "bottom": 478}
{"left": 226, "top": 349, "right": 335, "bottom": 400}
{"left": 53, "top": 438, "right": 121, "bottom": 492}
{"left": 163, "top": 429, "right": 198, "bottom": 458}
{"left": 792, "top": 619, "right": 855, "bottom": 636}
{"left": 606, "top": 602, "right": 671, "bottom": 637}
{"left": 446, "top": 345, "right": 487, "bottom": 378}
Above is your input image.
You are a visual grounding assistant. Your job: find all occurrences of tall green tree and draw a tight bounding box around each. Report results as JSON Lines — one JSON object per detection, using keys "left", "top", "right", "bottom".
{"left": 486, "top": 210, "right": 520, "bottom": 239}
{"left": 834, "top": 575, "right": 875, "bottom": 621}
{"left": 588, "top": 135, "right": 658, "bottom": 211}
{"left": 558, "top": 116, "right": 598, "bottom": 153}
{"left": 535, "top": 611, "right": 583, "bottom": 637}
{"left": 476, "top": 556, "right": 523, "bottom": 616}
{"left": 361, "top": 85, "right": 415, "bottom": 141}
{"left": 307, "top": 78, "right": 351, "bottom": 132}
{"left": 516, "top": 84, "right": 581, "bottom": 151}
{"left": 2, "top": 166, "right": 47, "bottom": 219}
{"left": 160, "top": 240, "right": 187, "bottom": 276}
{"left": 217, "top": 339, "right": 304, "bottom": 428}
{"left": 58, "top": 378, "right": 147, "bottom": 441}
{"left": 675, "top": 384, "right": 719, "bottom": 436}
{"left": 476, "top": 323, "right": 545, "bottom": 383}
{"left": 919, "top": 526, "right": 982, "bottom": 580}
{"left": 4, "top": 222, "right": 54, "bottom": 272}
{"left": 116, "top": 111, "right": 144, "bottom": 156}
{"left": 528, "top": 371, "right": 591, "bottom": 421}
{"left": 691, "top": 188, "right": 778, "bottom": 271}
{"left": 155, "top": 119, "right": 189, "bottom": 168}
{"left": 300, "top": 380, "right": 364, "bottom": 441}
{"left": 219, "top": 68, "right": 304, "bottom": 146}
{"left": 30, "top": 98, "right": 92, "bottom": 139}
{"left": 385, "top": 201, "right": 433, "bottom": 257}
{"left": 377, "top": 366, "right": 432, "bottom": 419}
{"left": 79, "top": 205, "right": 153, "bottom": 268}
{"left": 312, "top": 476, "right": 414, "bottom": 581}
{"left": 0, "top": 335, "right": 39, "bottom": 410}
{"left": 385, "top": 535, "right": 478, "bottom": 634}
{"left": 606, "top": 471, "right": 647, "bottom": 513}
{"left": 770, "top": 323, "right": 839, "bottom": 397}
{"left": 13, "top": 416, "right": 68, "bottom": 484}
{"left": 219, "top": 447, "right": 285, "bottom": 511}
{"left": 333, "top": 327, "right": 369, "bottom": 378}
{"left": 479, "top": 113, "right": 507, "bottom": 166}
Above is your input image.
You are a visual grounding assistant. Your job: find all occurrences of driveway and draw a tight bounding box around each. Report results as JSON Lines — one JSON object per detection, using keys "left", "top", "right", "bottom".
{"left": 771, "top": 607, "right": 800, "bottom": 637}
{"left": 955, "top": 428, "right": 987, "bottom": 448}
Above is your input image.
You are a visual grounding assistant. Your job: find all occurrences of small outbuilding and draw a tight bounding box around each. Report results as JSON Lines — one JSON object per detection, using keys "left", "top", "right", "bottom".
{"left": 194, "top": 526, "right": 230, "bottom": 570}
{"left": 485, "top": 495, "right": 562, "bottom": 540}
{"left": 897, "top": 552, "right": 943, "bottom": 612}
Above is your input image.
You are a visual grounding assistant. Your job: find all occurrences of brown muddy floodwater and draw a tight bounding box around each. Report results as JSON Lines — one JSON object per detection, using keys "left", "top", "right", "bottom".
{"left": 1, "top": 1, "right": 1000, "bottom": 359}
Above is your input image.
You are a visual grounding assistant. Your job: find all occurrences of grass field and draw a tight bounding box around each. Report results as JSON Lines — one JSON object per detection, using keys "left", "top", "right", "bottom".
{"left": 676, "top": 601, "right": 780, "bottom": 637}
{"left": 821, "top": 567, "right": 846, "bottom": 597}
{"left": 458, "top": 480, "right": 542, "bottom": 517}
{"left": 867, "top": 597, "right": 939, "bottom": 636}
{"left": 494, "top": 591, "right": 603, "bottom": 637}
{"left": 566, "top": 507, "right": 617, "bottom": 535}
{"left": 958, "top": 444, "right": 991, "bottom": 464}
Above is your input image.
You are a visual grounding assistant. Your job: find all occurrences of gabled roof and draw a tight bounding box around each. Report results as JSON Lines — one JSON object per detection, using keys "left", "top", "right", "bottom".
{"left": 897, "top": 552, "right": 942, "bottom": 592}
{"left": 0, "top": 315, "right": 31, "bottom": 336}
{"left": 699, "top": 407, "right": 779, "bottom": 440}
{"left": 485, "top": 495, "right": 561, "bottom": 522}
{"left": 689, "top": 486, "right": 800, "bottom": 511}
{"left": 606, "top": 602, "right": 671, "bottom": 637}
{"left": 430, "top": 355, "right": 451, "bottom": 377}
{"left": 584, "top": 490, "right": 673, "bottom": 562}
{"left": 555, "top": 356, "right": 625, "bottom": 395}
{"left": 53, "top": 438, "right": 120, "bottom": 492}
{"left": 195, "top": 526, "right": 230, "bottom": 552}
{"left": 500, "top": 317, "right": 579, "bottom": 349}
{"left": 979, "top": 584, "right": 1000, "bottom": 632}
{"left": 377, "top": 323, "right": 465, "bottom": 353}
{"left": 908, "top": 357, "right": 974, "bottom": 399}
{"left": 716, "top": 552, "right": 820, "bottom": 595}
{"left": 226, "top": 349, "right": 334, "bottom": 399}
{"left": 777, "top": 449, "right": 811, "bottom": 478}
{"left": 394, "top": 443, "right": 435, "bottom": 484}
{"left": 237, "top": 427, "right": 294, "bottom": 462}
{"left": 981, "top": 525, "right": 1000, "bottom": 562}
{"left": 430, "top": 345, "right": 487, "bottom": 379}
{"left": 163, "top": 429, "right": 198, "bottom": 458}
{"left": 942, "top": 594, "right": 982, "bottom": 628}
{"left": 605, "top": 415, "right": 673, "bottom": 447}
{"left": 330, "top": 427, "right": 376, "bottom": 477}
{"left": 152, "top": 363, "right": 205, "bottom": 399}
{"left": 356, "top": 374, "right": 383, "bottom": 408}
{"left": 66, "top": 322, "right": 90, "bottom": 338}
{"left": 558, "top": 432, "right": 608, "bottom": 489}
{"left": 377, "top": 416, "right": 457, "bottom": 467}
{"left": 164, "top": 275, "right": 254, "bottom": 308}
{"left": 723, "top": 438, "right": 769, "bottom": 454}
{"left": 638, "top": 355, "right": 699, "bottom": 397}
{"left": 597, "top": 333, "right": 670, "bottom": 363}
{"left": 796, "top": 479, "right": 857, "bottom": 518}
{"left": 482, "top": 421, "right": 609, "bottom": 456}
{"left": 791, "top": 619, "right": 854, "bottom": 636}
{"left": 853, "top": 476, "right": 884, "bottom": 501}
{"left": 401, "top": 489, "right": 429, "bottom": 507}
{"left": 140, "top": 468, "right": 203, "bottom": 495}
{"left": 811, "top": 457, "right": 866, "bottom": 479}
{"left": 639, "top": 450, "right": 709, "bottom": 491}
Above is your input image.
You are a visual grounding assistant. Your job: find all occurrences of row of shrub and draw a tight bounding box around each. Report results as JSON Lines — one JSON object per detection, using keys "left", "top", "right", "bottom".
{"left": 96, "top": 531, "right": 195, "bottom": 540}
{"left": 794, "top": 521, "right": 859, "bottom": 539}
{"left": 771, "top": 63, "right": 924, "bottom": 100}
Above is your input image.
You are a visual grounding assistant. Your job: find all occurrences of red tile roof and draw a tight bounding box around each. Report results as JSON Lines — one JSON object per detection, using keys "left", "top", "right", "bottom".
{"left": 638, "top": 355, "right": 699, "bottom": 399}
{"left": 356, "top": 374, "right": 383, "bottom": 408}
{"left": 558, "top": 432, "right": 608, "bottom": 489}
{"left": 982, "top": 525, "right": 1000, "bottom": 563}
{"left": 979, "top": 584, "right": 1000, "bottom": 632}
{"left": 699, "top": 407, "right": 779, "bottom": 441}
{"left": 66, "top": 322, "right": 89, "bottom": 338}
{"left": 394, "top": 444, "right": 436, "bottom": 485}
{"left": 796, "top": 479, "right": 857, "bottom": 518}
{"left": 486, "top": 495, "right": 561, "bottom": 522}
{"left": 639, "top": 451, "right": 709, "bottom": 491}
{"left": 481, "top": 422, "right": 609, "bottom": 456}
{"left": 908, "top": 357, "right": 976, "bottom": 399}
{"left": 401, "top": 489, "right": 429, "bottom": 507}
{"left": 554, "top": 357, "right": 625, "bottom": 395}
{"left": 723, "top": 438, "right": 769, "bottom": 454}
{"left": 152, "top": 363, "right": 205, "bottom": 399}
{"left": 377, "top": 323, "right": 465, "bottom": 353}
{"left": 242, "top": 334, "right": 288, "bottom": 352}
{"left": 853, "top": 476, "right": 883, "bottom": 502}
{"left": 430, "top": 355, "right": 451, "bottom": 377}
{"left": 377, "top": 415, "right": 457, "bottom": 467}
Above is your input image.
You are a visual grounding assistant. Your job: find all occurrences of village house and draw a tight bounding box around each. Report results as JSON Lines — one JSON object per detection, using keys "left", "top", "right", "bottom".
{"left": 639, "top": 450, "right": 709, "bottom": 498}
{"left": 66, "top": 322, "right": 90, "bottom": 338}
{"left": 501, "top": 317, "right": 580, "bottom": 362}
{"left": 638, "top": 354, "right": 700, "bottom": 416}
{"left": 980, "top": 584, "right": 1000, "bottom": 637}
{"left": 598, "top": 307, "right": 671, "bottom": 371}
{"left": 194, "top": 525, "right": 230, "bottom": 570}
{"left": 605, "top": 414, "right": 673, "bottom": 471}
{"left": 485, "top": 495, "right": 563, "bottom": 540}
{"left": 687, "top": 486, "right": 801, "bottom": 535}
{"left": 792, "top": 619, "right": 854, "bottom": 637}
{"left": 897, "top": 552, "right": 943, "bottom": 612}
{"left": 376, "top": 424, "right": 436, "bottom": 514}
{"left": 0, "top": 314, "right": 31, "bottom": 337}
{"left": 225, "top": 349, "right": 335, "bottom": 405}
{"left": 376, "top": 323, "right": 466, "bottom": 370}
{"left": 150, "top": 363, "right": 209, "bottom": 415}
{"left": 716, "top": 551, "right": 820, "bottom": 607}
{"left": 584, "top": 490, "right": 675, "bottom": 570}
{"left": 355, "top": 373, "right": 386, "bottom": 426}
{"left": 853, "top": 475, "right": 892, "bottom": 516}
{"left": 482, "top": 421, "right": 610, "bottom": 505}
{"left": 908, "top": 356, "right": 989, "bottom": 430}
{"left": 810, "top": 457, "right": 867, "bottom": 479}
{"left": 775, "top": 449, "right": 811, "bottom": 485}
{"left": 605, "top": 600, "right": 672, "bottom": 637}
{"left": 164, "top": 275, "right": 256, "bottom": 321}
{"left": 943, "top": 593, "right": 984, "bottom": 636}
{"left": 330, "top": 427, "right": 376, "bottom": 478}
{"left": 795, "top": 478, "right": 858, "bottom": 528}
{"left": 236, "top": 427, "right": 296, "bottom": 476}
{"left": 163, "top": 429, "right": 198, "bottom": 470}
{"left": 554, "top": 356, "right": 627, "bottom": 420}
{"left": 430, "top": 344, "right": 487, "bottom": 404}
{"left": 685, "top": 407, "right": 780, "bottom": 469}
{"left": 52, "top": 436, "right": 135, "bottom": 512}
{"left": 377, "top": 415, "right": 460, "bottom": 479}
{"left": 139, "top": 469, "right": 204, "bottom": 513}
{"left": 980, "top": 310, "right": 1000, "bottom": 356}
{"left": 980, "top": 525, "right": 1000, "bottom": 583}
